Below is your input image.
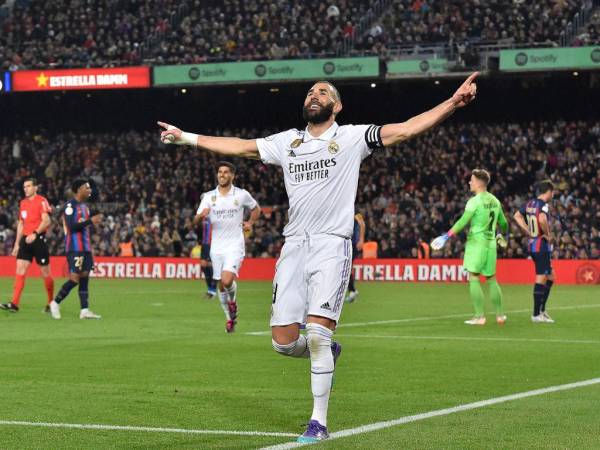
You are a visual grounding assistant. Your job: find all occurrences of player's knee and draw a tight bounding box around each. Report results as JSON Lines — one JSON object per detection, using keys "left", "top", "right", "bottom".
{"left": 272, "top": 339, "right": 299, "bottom": 356}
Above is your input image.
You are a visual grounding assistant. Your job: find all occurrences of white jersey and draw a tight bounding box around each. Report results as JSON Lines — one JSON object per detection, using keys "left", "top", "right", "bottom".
{"left": 197, "top": 185, "right": 258, "bottom": 255}
{"left": 256, "top": 122, "right": 383, "bottom": 238}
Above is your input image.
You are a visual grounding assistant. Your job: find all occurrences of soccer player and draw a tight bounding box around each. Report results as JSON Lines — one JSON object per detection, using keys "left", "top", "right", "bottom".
{"left": 49, "top": 179, "right": 102, "bottom": 320}
{"left": 199, "top": 217, "right": 217, "bottom": 299}
{"left": 0, "top": 178, "right": 54, "bottom": 312}
{"left": 194, "top": 162, "right": 260, "bottom": 333}
{"left": 431, "top": 169, "right": 509, "bottom": 326}
{"left": 513, "top": 180, "right": 556, "bottom": 323}
{"left": 345, "top": 212, "right": 365, "bottom": 303}
{"left": 158, "top": 72, "right": 478, "bottom": 442}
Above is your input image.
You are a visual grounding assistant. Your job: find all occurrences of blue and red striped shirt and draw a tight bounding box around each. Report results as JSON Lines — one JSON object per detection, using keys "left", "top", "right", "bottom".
{"left": 201, "top": 218, "right": 212, "bottom": 245}
{"left": 519, "top": 198, "right": 552, "bottom": 253}
{"left": 62, "top": 199, "right": 93, "bottom": 252}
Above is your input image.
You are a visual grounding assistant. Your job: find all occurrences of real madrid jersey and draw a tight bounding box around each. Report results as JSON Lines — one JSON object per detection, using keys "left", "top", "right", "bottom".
{"left": 197, "top": 185, "right": 258, "bottom": 255}
{"left": 256, "top": 122, "right": 383, "bottom": 238}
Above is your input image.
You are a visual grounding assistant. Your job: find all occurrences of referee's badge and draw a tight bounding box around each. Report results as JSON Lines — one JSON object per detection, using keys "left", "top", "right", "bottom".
{"left": 328, "top": 140, "right": 339, "bottom": 154}
{"left": 290, "top": 138, "right": 302, "bottom": 148}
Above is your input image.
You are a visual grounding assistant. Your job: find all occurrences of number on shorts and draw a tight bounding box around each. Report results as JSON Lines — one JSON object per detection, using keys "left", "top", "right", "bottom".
{"left": 526, "top": 215, "right": 539, "bottom": 236}
{"left": 74, "top": 256, "right": 84, "bottom": 269}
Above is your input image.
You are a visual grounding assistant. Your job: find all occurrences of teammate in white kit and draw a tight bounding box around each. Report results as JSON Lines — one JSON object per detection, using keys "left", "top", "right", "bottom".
{"left": 194, "top": 161, "right": 261, "bottom": 333}
{"left": 158, "top": 72, "right": 478, "bottom": 443}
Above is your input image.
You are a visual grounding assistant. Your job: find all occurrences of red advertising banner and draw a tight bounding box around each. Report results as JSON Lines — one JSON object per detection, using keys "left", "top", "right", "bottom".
{"left": 12, "top": 67, "right": 151, "bottom": 91}
{"left": 0, "top": 257, "right": 598, "bottom": 285}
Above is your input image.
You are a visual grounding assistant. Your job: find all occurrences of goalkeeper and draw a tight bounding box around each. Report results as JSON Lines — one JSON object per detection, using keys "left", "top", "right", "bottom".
{"left": 431, "top": 169, "right": 509, "bottom": 325}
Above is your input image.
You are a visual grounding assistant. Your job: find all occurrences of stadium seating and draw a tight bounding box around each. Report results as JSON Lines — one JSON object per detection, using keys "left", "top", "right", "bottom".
{"left": 0, "top": 120, "right": 598, "bottom": 259}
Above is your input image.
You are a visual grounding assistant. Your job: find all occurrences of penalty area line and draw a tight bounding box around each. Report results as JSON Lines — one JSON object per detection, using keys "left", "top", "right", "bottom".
{"left": 260, "top": 376, "right": 600, "bottom": 449}
{"left": 0, "top": 420, "right": 297, "bottom": 438}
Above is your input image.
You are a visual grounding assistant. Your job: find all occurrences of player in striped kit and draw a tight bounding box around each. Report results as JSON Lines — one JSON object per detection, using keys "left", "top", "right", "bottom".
{"left": 49, "top": 179, "right": 103, "bottom": 320}
{"left": 513, "top": 180, "right": 556, "bottom": 323}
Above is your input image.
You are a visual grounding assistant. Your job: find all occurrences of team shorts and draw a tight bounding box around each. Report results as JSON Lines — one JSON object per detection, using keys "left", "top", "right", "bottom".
{"left": 200, "top": 243, "right": 211, "bottom": 261}
{"left": 270, "top": 234, "right": 353, "bottom": 327}
{"left": 210, "top": 250, "right": 244, "bottom": 280}
{"left": 16, "top": 235, "right": 50, "bottom": 266}
{"left": 67, "top": 251, "right": 94, "bottom": 273}
{"left": 530, "top": 251, "right": 553, "bottom": 276}
{"left": 463, "top": 239, "right": 497, "bottom": 277}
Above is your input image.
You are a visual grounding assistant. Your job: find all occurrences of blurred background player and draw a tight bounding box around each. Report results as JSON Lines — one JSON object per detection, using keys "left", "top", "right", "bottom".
{"left": 1, "top": 178, "right": 54, "bottom": 313}
{"left": 194, "top": 162, "right": 260, "bottom": 333}
{"left": 431, "top": 169, "right": 509, "bottom": 326}
{"left": 49, "top": 179, "right": 103, "bottom": 320}
{"left": 199, "top": 217, "right": 217, "bottom": 299}
{"left": 513, "top": 180, "right": 556, "bottom": 323}
{"left": 345, "top": 212, "right": 365, "bottom": 303}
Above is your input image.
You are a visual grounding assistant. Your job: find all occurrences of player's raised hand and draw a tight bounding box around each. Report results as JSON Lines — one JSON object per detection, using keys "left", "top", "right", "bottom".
{"left": 450, "top": 72, "right": 478, "bottom": 108}
{"left": 157, "top": 121, "right": 183, "bottom": 144}
{"left": 431, "top": 234, "right": 450, "bottom": 251}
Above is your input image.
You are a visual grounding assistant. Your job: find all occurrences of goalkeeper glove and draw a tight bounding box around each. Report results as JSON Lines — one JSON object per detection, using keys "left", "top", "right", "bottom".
{"left": 496, "top": 233, "right": 508, "bottom": 249}
{"left": 431, "top": 233, "right": 450, "bottom": 251}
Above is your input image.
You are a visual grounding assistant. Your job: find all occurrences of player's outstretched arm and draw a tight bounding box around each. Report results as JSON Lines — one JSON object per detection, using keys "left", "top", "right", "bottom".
{"left": 157, "top": 122, "right": 260, "bottom": 159}
{"left": 380, "top": 72, "right": 478, "bottom": 147}
{"left": 431, "top": 209, "right": 475, "bottom": 250}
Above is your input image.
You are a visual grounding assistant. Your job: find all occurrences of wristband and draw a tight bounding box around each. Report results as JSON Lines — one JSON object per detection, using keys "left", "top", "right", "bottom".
{"left": 447, "top": 230, "right": 456, "bottom": 238}
{"left": 181, "top": 132, "right": 199, "bottom": 147}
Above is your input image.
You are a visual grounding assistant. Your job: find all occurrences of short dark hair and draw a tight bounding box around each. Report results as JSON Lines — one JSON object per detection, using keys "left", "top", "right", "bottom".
{"left": 71, "top": 178, "right": 89, "bottom": 193}
{"left": 472, "top": 169, "right": 491, "bottom": 186}
{"left": 536, "top": 179, "right": 555, "bottom": 195}
{"left": 217, "top": 161, "right": 236, "bottom": 174}
{"left": 23, "top": 177, "right": 38, "bottom": 186}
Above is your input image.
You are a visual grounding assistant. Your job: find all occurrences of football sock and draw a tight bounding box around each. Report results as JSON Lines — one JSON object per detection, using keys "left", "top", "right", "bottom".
{"left": 219, "top": 289, "right": 230, "bottom": 320}
{"left": 541, "top": 280, "right": 553, "bottom": 312}
{"left": 306, "top": 323, "right": 334, "bottom": 427}
{"left": 272, "top": 335, "right": 310, "bottom": 358}
{"left": 11, "top": 274, "right": 26, "bottom": 306}
{"left": 488, "top": 279, "right": 504, "bottom": 315}
{"left": 203, "top": 265, "right": 215, "bottom": 290}
{"left": 533, "top": 283, "right": 546, "bottom": 316}
{"left": 78, "top": 277, "right": 89, "bottom": 309}
{"left": 54, "top": 280, "right": 78, "bottom": 304}
{"left": 225, "top": 281, "right": 237, "bottom": 302}
{"left": 468, "top": 277, "right": 484, "bottom": 317}
{"left": 347, "top": 274, "right": 356, "bottom": 293}
{"left": 43, "top": 276, "right": 54, "bottom": 304}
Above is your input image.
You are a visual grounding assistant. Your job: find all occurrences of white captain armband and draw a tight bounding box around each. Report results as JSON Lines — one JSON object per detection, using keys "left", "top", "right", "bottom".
{"left": 365, "top": 125, "right": 384, "bottom": 150}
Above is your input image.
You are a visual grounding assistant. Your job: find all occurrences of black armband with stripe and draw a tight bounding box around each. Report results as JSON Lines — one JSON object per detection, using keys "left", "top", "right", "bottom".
{"left": 365, "top": 125, "right": 384, "bottom": 150}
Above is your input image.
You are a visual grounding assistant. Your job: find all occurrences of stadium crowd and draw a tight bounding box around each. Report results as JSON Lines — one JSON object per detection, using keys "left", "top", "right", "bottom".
{"left": 1, "top": 0, "right": 589, "bottom": 70}
{"left": 0, "top": 119, "right": 599, "bottom": 260}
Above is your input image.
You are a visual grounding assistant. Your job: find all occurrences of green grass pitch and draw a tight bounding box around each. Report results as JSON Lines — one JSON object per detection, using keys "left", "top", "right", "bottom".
{"left": 1, "top": 277, "right": 599, "bottom": 449}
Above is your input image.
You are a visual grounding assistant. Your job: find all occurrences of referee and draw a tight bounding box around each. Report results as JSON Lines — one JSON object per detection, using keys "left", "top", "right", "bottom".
{"left": 1, "top": 178, "right": 54, "bottom": 312}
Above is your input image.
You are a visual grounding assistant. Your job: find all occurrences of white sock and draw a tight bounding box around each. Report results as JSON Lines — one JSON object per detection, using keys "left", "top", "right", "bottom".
{"left": 306, "top": 323, "right": 334, "bottom": 427}
{"left": 225, "top": 281, "right": 237, "bottom": 302}
{"left": 272, "top": 335, "right": 310, "bottom": 358}
{"left": 219, "top": 290, "right": 230, "bottom": 320}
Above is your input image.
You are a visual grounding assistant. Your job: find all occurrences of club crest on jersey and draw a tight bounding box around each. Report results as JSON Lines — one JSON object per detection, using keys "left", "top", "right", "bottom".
{"left": 290, "top": 138, "right": 302, "bottom": 148}
{"left": 234, "top": 199, "right": 239, "bottom": 206}
{"left": 65, "top": 205, "right": 73, "bottom": 216}
{"left": 211, "top": 195, "right": 217, "bottom": 205}
{"left": 328, "top": 141, "right": 339, "bottom": 154}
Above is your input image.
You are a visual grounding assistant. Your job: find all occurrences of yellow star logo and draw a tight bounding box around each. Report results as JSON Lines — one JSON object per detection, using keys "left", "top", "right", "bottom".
{"left": 36, "top": 72, "right": 49, "bottom": 87}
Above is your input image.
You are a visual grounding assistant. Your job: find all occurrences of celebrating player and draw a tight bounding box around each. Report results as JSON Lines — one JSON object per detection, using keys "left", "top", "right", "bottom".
{"left": 49, "top": 179, "right": 102, "bottom": 320}
{"left": 194, "top": 162, "right": 260, "bottom": 333}
{"left": 513, "top": 180, "right": 556, "bottom": 323}
{"left": 1, "top": 178, "right": 54, "bottom": 313}
{"left": 158, "top": 72, "right": 478, "bottom": 442}
{"left": 431, "top": 169, "right": 509, "bottom": 326}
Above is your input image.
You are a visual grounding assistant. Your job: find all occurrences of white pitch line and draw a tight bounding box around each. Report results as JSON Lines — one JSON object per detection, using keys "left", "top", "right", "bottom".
{"left": 0, "top": 420, "right": 296, "bottom": 438}
{"left": 245, "top": 303, "right": 600, "bottom": 336}
{"left": 260, "top": 377, "right": 600, "bottom": 449}
{"left": 336, "top": 334, "right": 600, "bottom": 345}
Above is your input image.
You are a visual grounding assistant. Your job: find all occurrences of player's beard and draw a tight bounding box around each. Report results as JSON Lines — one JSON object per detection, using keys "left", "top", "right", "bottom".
{"left": 302, "top": 102, "right": 334, "bottom": 124}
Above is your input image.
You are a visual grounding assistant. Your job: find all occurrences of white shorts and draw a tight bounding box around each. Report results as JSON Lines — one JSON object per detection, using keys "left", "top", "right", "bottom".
{"left": 210, "top": 250, "right": 244, "bottom": 280}
{"left": 270, "top": 234, "right": 352, "bottom": 326}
